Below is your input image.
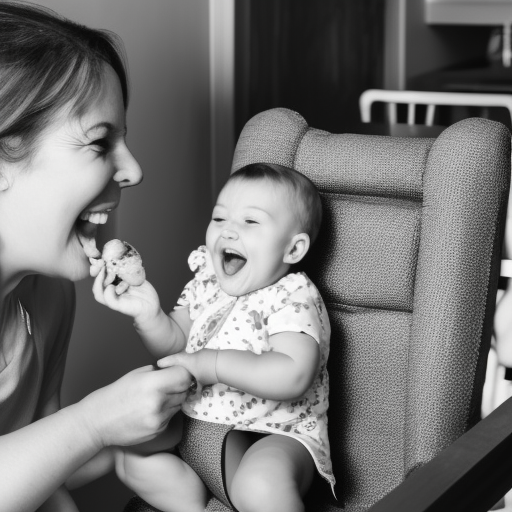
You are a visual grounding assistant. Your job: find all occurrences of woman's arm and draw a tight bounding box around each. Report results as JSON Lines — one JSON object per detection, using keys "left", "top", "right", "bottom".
{"left": 1, "top": 401, "right": 102, "bottom": 512}
{"left": 66, "top": 408, "right": 184, "bottom": 490}
{"left": 158, "top": 331, "right": 320, "bottom": 401}
{"left": 33, "top": 393, "right": 80, "bottom": 512}
{"left": 0, "top": 364, "right": 191, "bottom": 512}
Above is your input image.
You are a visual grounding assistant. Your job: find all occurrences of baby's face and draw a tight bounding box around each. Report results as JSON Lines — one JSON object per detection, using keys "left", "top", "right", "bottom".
{"left": 206, "top": 178, "right": 299, "bottom": 296}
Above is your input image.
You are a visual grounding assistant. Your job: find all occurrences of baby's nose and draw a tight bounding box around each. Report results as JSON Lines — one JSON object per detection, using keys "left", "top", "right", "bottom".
{"left": 221, "top": 228, "right": 239, "bottom": 240}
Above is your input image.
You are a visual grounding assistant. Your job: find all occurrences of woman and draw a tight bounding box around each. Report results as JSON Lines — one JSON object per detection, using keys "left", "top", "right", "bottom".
{"left": 0, "top": 2, "right": 190, "bottom": 510}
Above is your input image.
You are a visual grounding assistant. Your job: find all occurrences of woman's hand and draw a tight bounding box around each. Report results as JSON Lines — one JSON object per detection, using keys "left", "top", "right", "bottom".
{"left": 158, "top": 349, "right": 219, "bottom": 385}
{"left": 92, "top": 265, "right": 161, "bottom": 325}
{"left": 78, "top": 364, "right": 192, "bottom": 448}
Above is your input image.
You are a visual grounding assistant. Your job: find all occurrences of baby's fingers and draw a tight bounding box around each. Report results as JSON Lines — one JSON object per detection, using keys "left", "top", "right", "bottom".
{"left": 103, "top": 283, "right": 123, "bottom": 308}
{"left": 89, "top": 257, "right": 105, "bottom": 278}
{"left": 104, "top": 269, "right": 117, "bottom": 286}
{"left": 92, "top": 266, "right": 108, "bottom": 305}
{"left": 115, "top": 280, "right": 130, "bottom": 295}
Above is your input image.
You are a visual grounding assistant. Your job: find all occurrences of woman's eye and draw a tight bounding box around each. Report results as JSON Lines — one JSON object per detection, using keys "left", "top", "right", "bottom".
{"left": 213, "top": 217, "right": 224, "bottom": 223}
{"left": 90, "top": 138, "right": 111, "bottom": 156}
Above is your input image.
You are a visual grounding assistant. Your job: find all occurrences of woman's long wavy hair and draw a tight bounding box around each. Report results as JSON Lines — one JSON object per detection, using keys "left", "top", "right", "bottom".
{"left": 0, "top": 1, "right": 129, "bottom": 163}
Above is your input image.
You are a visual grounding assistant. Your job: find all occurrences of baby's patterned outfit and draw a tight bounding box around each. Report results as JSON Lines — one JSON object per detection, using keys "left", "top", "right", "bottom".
{"left": 175, "top": 246, "right": 335, "bottom": 491}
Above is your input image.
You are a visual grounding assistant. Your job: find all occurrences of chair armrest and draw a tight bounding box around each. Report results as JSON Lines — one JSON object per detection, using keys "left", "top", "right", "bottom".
{"left": 502, "top": 259, "right": 512, "bottom": 278}
{"left": 367, "top": 396, "right": 512, "bottom": 512}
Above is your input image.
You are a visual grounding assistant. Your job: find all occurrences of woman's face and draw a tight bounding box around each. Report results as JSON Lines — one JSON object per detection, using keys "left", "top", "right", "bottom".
{"left": 0, "top": 65, "right": 142, "bottom": 284}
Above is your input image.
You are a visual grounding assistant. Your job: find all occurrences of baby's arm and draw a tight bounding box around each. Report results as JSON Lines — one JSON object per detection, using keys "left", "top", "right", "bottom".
{"left": 158, "top": 331, "right": 320, "bottom": 401}
{"left": 134, "top": 307, "right": 192, "bottom": 360}
{"left": 92, "top": 266, "right": 190, "bottom": 359}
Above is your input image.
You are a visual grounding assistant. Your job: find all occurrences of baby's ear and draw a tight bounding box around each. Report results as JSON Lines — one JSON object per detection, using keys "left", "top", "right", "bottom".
{"left": 284, "top": 233, "right": 310, "bottom": 265}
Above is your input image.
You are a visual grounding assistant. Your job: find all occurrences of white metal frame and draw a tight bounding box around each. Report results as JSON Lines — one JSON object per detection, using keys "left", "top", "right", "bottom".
{"left": 360, "top": 89, "right": 512, "bottom": 126}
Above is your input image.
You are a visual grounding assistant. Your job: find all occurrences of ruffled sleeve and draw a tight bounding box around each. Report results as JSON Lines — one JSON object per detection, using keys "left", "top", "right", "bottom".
{"left": 266, "top": 273, "right": 329, "bottom": 345}
{"left": 175, "top": 246, "right": 219, "bottom": 320}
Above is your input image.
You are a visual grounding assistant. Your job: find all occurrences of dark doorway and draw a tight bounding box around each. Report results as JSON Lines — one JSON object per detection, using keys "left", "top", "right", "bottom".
{"left": 235, "top": 0, "right": 386, "bottom": 137}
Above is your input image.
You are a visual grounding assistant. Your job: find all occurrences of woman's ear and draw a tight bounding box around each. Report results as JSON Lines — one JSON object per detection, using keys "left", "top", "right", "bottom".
{"left": 283, "top": 233, "right": 310, "bottom": 265}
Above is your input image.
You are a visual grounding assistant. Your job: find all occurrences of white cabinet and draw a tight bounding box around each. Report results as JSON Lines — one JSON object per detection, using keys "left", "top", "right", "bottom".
{"left": 425, "top": 0, "right": 512, "bottom": 25}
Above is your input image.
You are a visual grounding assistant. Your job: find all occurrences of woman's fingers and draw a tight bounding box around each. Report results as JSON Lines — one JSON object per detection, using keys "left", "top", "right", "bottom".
{"left": 157, "top": 354, "right": 181, "bottom": 369}
{"left": 157, "top": 350, "right": 218, "bottom": 384}
{"left": 153, "top": 365, "right": 192, "bottom": 395}
{"left": 80, "top": 365, "right": 193, "bottom": 448}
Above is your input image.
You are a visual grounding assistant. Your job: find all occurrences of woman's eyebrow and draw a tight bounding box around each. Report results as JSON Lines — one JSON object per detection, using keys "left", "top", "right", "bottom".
{"left": 85, "top": 121, "right": 127, "bottom": 136}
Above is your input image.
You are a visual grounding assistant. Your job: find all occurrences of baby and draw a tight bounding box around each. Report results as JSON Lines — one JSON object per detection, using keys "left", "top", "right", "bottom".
{"left": 92, "top": 162, "right": 334, "bottom": 512}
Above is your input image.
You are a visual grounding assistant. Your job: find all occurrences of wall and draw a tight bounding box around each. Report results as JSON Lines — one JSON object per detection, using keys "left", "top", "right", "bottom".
{"left": 385, "top": 0, "right": 491, "bottom": 89}
{"left": 34, "top": 1, "right": 212, "bottom": 510}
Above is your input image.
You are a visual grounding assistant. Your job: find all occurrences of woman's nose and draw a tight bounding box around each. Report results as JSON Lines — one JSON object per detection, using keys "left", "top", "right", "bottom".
{"left": 114, "top": 147, "right": 143, "bottom": 188}
{"left": 221, "top": 228, "right": 239, "bottom": 240}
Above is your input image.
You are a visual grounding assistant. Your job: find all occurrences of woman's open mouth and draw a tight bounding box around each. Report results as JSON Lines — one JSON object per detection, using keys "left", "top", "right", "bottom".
{"left": 75, "top": 209, "right": 113, "bottom": 259}
{"left": 222, "top": 248, "right": 247, "bottom": 276}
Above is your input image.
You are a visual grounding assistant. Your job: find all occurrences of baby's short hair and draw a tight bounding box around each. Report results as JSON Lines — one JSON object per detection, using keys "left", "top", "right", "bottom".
{"left": 228, "top": 163, "right": 323, "bottom": 243}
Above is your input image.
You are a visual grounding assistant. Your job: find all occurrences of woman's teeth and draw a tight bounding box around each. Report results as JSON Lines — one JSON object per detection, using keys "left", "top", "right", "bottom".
{"left": 76, "top": 209, "right": 112, "bottom": 259}
{"left": 79, "top": 211, "right": 110, "bottom": 224}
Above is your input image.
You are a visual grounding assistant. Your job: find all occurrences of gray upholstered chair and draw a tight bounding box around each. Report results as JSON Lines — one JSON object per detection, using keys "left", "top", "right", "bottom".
{"left": 125, "top": 108, "right": 510, "bottom": 512}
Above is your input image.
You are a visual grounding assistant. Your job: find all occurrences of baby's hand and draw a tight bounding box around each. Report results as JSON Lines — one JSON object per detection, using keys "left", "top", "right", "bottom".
{"left": 89, "top": 256, "right": 105, "bottom": 278}
{"left": 92, "top": 265, "right": 161, "bottom": 323}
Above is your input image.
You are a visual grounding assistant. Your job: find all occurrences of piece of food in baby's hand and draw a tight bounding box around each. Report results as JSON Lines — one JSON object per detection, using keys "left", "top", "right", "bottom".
{"left": 101, "top": 239, "right": 146, "bottom": 288}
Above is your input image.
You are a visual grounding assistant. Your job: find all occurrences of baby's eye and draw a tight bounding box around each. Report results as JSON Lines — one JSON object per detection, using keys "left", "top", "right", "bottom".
{"left": 212, "top": 217, "right": 225, "bottom": 223}
{"left": 245, "top": 219, "right": 259, "bottom": 225}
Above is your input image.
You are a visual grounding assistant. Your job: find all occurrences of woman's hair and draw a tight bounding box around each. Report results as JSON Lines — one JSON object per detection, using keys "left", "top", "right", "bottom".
{"left": 228, "top": 163, "right": 323, "bottom": 243}
{"left": 0, "top": 1, "right": 129, "bottom": 162}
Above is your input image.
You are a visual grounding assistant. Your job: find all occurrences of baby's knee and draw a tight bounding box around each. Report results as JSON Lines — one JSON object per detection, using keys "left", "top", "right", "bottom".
{"left": 114, "top": 449, "right": 150, "bottom": 490}
{"left": 113, "top": 449, "right": 131, "bottom": 486}
{"left": 116, "top": 448, "right": 190, "bottom": 493}
{"left": 230, "top": 471, "right": 285, "bottom": 512}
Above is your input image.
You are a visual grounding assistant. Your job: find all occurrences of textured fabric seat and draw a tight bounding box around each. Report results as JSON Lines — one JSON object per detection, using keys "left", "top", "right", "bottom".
{"left": 125, "top": 108, "right": 510, "bottom": 512}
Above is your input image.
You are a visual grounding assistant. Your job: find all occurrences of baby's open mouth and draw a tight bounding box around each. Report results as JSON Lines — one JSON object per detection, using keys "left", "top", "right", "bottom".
{"left": 76, "top": 209, "right": 112, "bottom": 259}
{"left": 222, "top": 249, "right": 247, "bottom": 276}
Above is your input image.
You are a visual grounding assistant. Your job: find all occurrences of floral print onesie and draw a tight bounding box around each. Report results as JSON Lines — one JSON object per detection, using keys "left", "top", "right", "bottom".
{"left": 175, "top": 246, "right": 335, "bottom": 491}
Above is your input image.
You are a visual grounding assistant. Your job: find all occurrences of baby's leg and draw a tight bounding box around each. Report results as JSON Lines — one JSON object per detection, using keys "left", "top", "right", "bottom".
{"left": 227, "top": 434, "right": 315, "bottom": 512}
{"left": 115, "top": 450, "right": 207, "bottom": 512}
{"left": 115, "top": 413, "right": 207, "bottom": 512}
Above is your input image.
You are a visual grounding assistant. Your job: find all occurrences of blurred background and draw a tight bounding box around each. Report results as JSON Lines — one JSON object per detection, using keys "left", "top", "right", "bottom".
{"left": 25, "top": 0, "right": 512, "bottom": 509}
